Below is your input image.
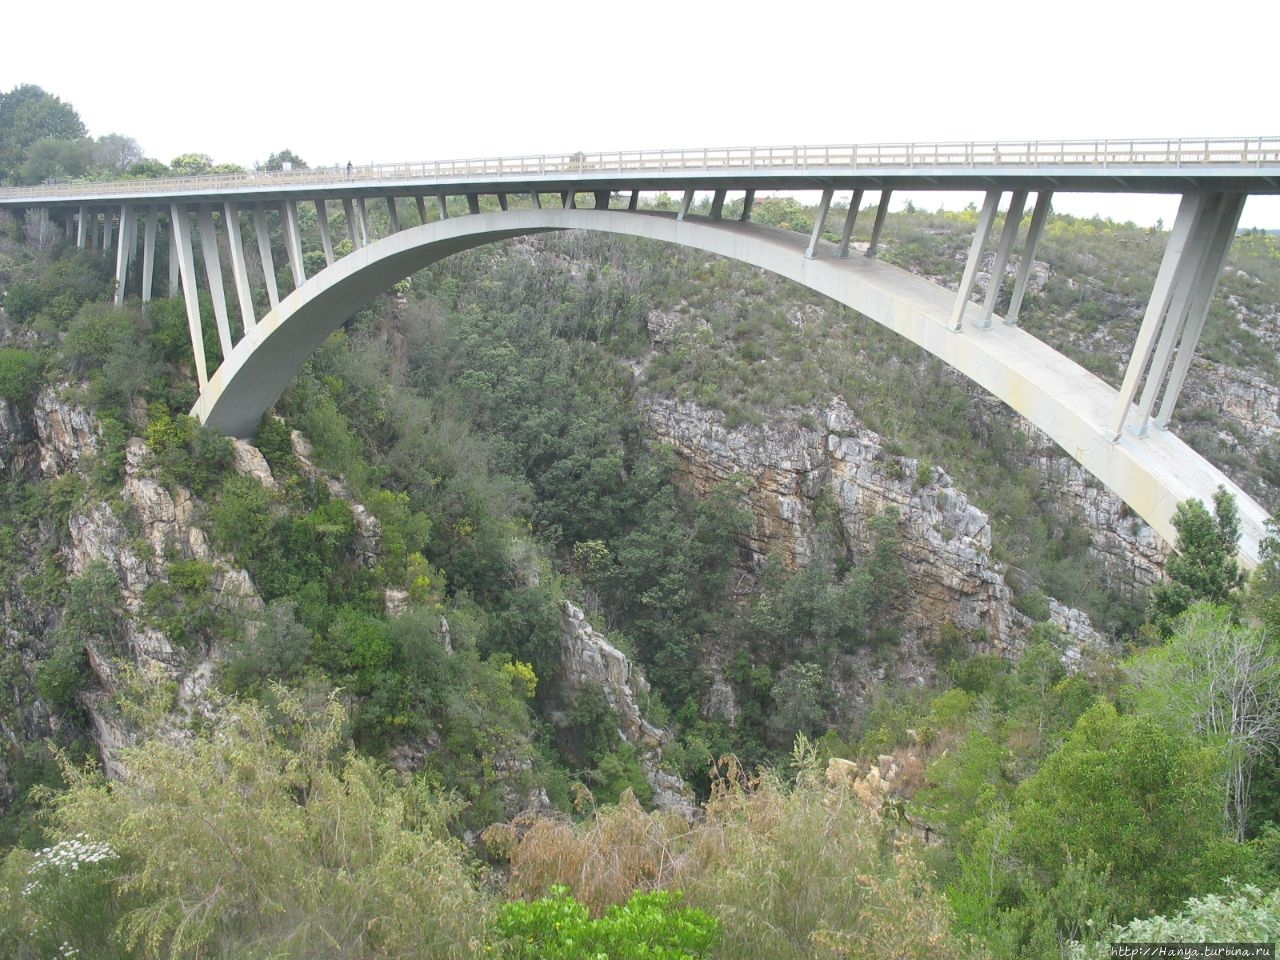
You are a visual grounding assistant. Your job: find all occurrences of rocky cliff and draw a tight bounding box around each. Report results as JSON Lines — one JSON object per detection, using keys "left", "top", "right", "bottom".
{"left": 1, "top": 388, "right": 694, "bottom": 816}
{"left": 644, "top": 395, "right": 1121, "bottom": 653}
{"left": 557, "top": 602, "right": 696, "bottom": 816}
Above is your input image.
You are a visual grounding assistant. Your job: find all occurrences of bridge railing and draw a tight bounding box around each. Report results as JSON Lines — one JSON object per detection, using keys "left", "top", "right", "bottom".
{"left": 3, "top": 136, "right": 1278, "bottom": 200}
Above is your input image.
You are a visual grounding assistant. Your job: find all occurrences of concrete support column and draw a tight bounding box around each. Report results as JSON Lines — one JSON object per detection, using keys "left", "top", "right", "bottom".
{"left": 805, "top": 188, "right": 834, "bottom": 259}
{"left": 169, "top": 204, "right": 209, "bottom": 388}
{"left": 437, "top": 195, "right": 449, "bottom": 220}
{"left": 341, "top": 198, "right": 361, "bottom": 246}
{"left": 196, "top": 206, "right": 234, "bottom": 359}
{"left": 355, "top": 198, "right": 370, "bottom": 245}
{"left": 497, "top": 193, "right": 509, "bottom": 211}
{"left": 710, "top": 189, "right": 725, "bottom": 220}
{"left": 387, "top": 196, "right": 401, "bottom": 231}
{"left": 1110, "top": 191, "right": 1208, "bottom": 440}
{"left": 141, "top": 207, "right": 159, "bottom": 303}
{"left": 253, "top": 202, "right": 281, "bottom": 309}
{"left": 415, "top": 196, "right": 429, "bottom": 224}
{"left": 948, "top": 190, "right": 1001, "bottom": 332}
{"left": 740, "top": 189, "right": 755, "bottom": 222}
{"left": 315, "top": 199, "right": 335, "bottom": 265}
{"left": 282, "top": 201, "right": 306, "bottom": 288}
{"left": 677, "top": 189, "right": 694, "bottom": 221}
{"left": 867, "top": 190, "right": 893, "bottom": 256}
{"left": 531, "top": 192, "right": 542, "bottom": 210}
{"left": 1006, "top": 191, "right": 1053, "bottom": 325}
{"left": 1134, "top": 192, "right": 1243, "bottom": 432}
{"left": 1154, "top": 193, "right": 1246, "bottom": 427}
{"left": 838, "top": 189, "right": 865, "bottom": 258}
{"left": 64, "top": 212, "right": 74, "bottom": 242}
{"left": 224, "top": 203, "right": 256, "bottom": 333}
{"left": 169, "top": 222, "right": 180, "bottom": 296}
{"left": 594, "top": 190, "right": 610, "bottom": 210}
{"left": 101, "top": 210, "right": 114, "bottom": 256}
{"left": 113, "top": 204, "right": 137, "bottom": 305}
{"left": 979, "top": 190, "right": 1028, "bottom": 327}
{"left": 78, "top": 208, "right": 90, "bottom": 250}
{"left": 628, "top": 189, "right": 639, "bottom": 211}
{"left": 466, "top": 194, "right": 481, "bottom": 215}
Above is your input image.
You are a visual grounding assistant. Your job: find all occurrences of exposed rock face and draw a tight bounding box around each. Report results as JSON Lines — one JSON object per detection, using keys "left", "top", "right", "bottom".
{"left": 0, "top": 398, "right": 33, "bottom": 474}
{"left": 646, "top": 307, "right": 710, "bottom": 344}
{"left": 230, "top": 438, "right": 275, "bottom": 488}
{"left": 1025, "top": 436, "right": 1169, "bottom": 593}
{"left": 558, "top": 601, "right": 696, "bottom": 817}
{"left": 644, "top": 395, "right": 1022, "bottom": 650}
{"left": 24, "top": 392, "right": 267, "bottom": 774}
{"left": 1196, "top": 366, "right": 1280, "bottom": 438}
{"left": 63, "top": 439, "right": 263, "bottom": 673}
{"left": 33, "top": 388, "right": 99, "bottom": 476}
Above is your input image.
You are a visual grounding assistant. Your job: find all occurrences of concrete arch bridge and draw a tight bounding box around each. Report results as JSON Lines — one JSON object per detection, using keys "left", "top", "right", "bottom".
{"left": 2, "top": 137, "right": 1277, "bottom": 564}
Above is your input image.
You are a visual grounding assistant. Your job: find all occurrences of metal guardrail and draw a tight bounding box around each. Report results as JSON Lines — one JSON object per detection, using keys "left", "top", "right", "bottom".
{"left": 2, "top": 137, "right": 1279, "bottom": 201}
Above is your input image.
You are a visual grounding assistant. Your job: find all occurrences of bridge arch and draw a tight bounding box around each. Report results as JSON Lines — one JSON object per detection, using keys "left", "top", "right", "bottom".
{"left": 192, "top": 207, "right": 1270, "bottom": 564}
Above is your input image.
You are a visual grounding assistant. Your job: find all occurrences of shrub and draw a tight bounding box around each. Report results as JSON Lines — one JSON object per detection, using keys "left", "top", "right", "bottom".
{"left": 496, "top": 886, "right": 719, "bottom": 959}
{"left": 0, "top": 347, "right": 43, "bottom": 405}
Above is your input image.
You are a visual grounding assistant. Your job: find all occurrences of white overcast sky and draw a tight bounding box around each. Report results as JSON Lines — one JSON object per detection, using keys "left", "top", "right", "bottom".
{"left": 4, "top": 0, "right": 1278, "bottom": 226}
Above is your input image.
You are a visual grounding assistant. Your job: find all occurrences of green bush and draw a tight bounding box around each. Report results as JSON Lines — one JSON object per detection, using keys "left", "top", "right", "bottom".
{"left": 1068, "top": 882, "right": 1280, "bottom": 959}
{"left": 0, "top": 347, "right": 43, "bottom": 405}
{"left": 496, "top": 886, "right": 719, "bottom": 959}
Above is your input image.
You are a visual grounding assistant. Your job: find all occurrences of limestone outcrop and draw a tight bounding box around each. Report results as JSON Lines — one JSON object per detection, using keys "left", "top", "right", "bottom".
{"left": 558, "top": 601, "right": 697, "bottom": 817}
{"left": 643, "top": 395, "right": 1025, "bottom": 650}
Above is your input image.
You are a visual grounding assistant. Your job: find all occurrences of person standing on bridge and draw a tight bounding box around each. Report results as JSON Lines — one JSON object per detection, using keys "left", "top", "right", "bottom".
{"left": 346, "top": 161, "right": 353, "bottom": 180}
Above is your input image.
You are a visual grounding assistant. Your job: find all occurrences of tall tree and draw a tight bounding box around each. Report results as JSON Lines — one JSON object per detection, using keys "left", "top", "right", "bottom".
{"left": 1013, "top": 701, "right": 1225, "bottom": 919}
{"left": 1128, "top": 603, "right": 1280, "bottom": 840}
{"left": 1149, "top": 487, "right": 1245, "bottom": 635}
{"left": 91, "top": 133, "right": 143, "bottom": 173}
{"left": 0, "top": 84, "right": 86, "bottom": 182}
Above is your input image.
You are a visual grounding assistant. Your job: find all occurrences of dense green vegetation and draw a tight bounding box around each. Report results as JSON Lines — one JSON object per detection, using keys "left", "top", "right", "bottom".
{"left": 1, "top": 86, "right": 1279, "bottom": 955}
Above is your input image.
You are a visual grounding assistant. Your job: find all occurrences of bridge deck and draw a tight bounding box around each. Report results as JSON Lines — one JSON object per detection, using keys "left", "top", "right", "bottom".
{"left": 2, "top": 136, "right": 1279, "bottom": 208}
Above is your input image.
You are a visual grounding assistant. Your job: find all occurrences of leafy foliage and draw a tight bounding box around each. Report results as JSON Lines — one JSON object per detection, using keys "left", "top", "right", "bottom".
{"left": 1068, "top": 881, "right": 1280, "bottom": 959}
{"left": 0, "top": 84, "right": 86, "bottom": 183}
{"left": 0, "top": 347, "right": 43, "bottom": 405}
{"left": 497, "top": 886, "right": 719, "bottom": 959}
{"left": 0, "top": 686, "right": 491, "bottom": 960}
{"left": 499, "top": 744, "right": 988, "bottom": 960}
{"left": 1149, "top": 488, "right": 1246, "bottom": 634}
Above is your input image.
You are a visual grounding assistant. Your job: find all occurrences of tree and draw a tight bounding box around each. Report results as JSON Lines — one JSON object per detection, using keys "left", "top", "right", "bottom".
{"left": 260, "top": 149, "right": 307, "bottom": 171}
{"left": 91, "top": 133, "right": 143, "bottom": 174}
{"left": 1128, "top": 603, "right": 1280, "bottom": 840}
{"left": 14, "top": 136, "right": 93, "bottom": 184}
{"left": 767, "top": 661, "right": 827, "bottom": 746}
{"left": 1249, "top": 519, "right": 1280, "bottom": 637}
{"left": 0, "top": 84, "right": 86, "bottom": 182}
{"left": 0, "top": 347, "right": 43, "bottom": 405}
{"left": 1013, "top": 701, "right": 1226, "bottom": 918}
{"left": 1, "top": 685, "right": 491, "bottom": 959}
{"left": 168, "top": 152, "right": 213, "bottom": 176}
{"left": 1149, "top": 487, "right": 1245, "bottom": 635}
